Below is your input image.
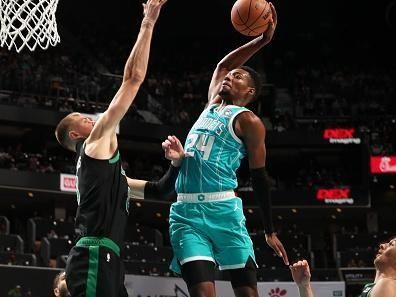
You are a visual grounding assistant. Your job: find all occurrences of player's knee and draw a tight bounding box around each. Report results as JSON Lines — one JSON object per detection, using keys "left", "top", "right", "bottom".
{"left": 188, "top": 282, "right": 216, "bottom": 297}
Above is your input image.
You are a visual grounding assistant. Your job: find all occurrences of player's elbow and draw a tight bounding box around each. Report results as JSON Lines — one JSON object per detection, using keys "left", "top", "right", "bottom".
{"left": 127, "top": 73, "right": 145, "bottom": 85}
{"left": 124, "top": 67, "right": 146, "bottom": 85}
{"left": 216, "top": 61, "right": 233, "bottom": 72}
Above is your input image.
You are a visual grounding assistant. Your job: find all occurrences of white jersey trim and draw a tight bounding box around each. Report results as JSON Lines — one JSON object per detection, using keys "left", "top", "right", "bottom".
{"left": 180, "top": 256, "right": 215, "bottom": 265}
{"left": 219, "top": 261, "right": 259, "bottom": 270}
{"left": 177, "top": 190, "right": 236, "bottom": 203}
{"left": 219, "top": 263, "right": 246, "bottom": 270}
{"left": 228, "top": 109, "right": 251, "bottom": 144}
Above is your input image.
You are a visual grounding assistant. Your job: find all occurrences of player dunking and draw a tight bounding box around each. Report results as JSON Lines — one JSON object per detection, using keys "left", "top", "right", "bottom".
{"left": 54, "top": 1, "right": 182, "bottom": 296}
{"left": 169, "top": 3, "right": 288, "bottom": 297}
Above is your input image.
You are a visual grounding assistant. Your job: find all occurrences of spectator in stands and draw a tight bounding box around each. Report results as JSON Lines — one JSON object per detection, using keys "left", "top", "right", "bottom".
{"left": 47, "top": 229, "right": 59, "bottom": 239}
{"left": 290, "top": 236, "right": 396, "bottom": 297}
{"left": 53, "top": 271, "right": 70, "bottom": 297}
{"left": 7, "top": 285, "right": 22, "bottom": 297}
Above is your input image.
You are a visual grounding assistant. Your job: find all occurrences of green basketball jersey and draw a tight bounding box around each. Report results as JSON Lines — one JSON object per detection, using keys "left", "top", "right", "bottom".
{"left": 176, "top": 104, "right": 250, "bottom": 193}
{"left": 74, "top": 141, "right": 129, "bottom": 248}
{"left": 359, "top": 283, "right": 375, "bottom": 297}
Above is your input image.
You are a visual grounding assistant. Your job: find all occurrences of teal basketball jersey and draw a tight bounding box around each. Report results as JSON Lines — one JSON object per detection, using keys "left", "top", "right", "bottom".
{"left": 176, "top": 104, "right": 250, "bottom": 193}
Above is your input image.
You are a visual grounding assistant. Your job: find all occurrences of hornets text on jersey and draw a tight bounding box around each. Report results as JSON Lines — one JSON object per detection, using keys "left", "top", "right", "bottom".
{"left": 176, "top": 104, "right": 251, "bottom": 193}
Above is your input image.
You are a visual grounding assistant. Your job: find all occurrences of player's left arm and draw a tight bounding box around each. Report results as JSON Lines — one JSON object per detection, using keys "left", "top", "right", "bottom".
{"left": 127, "top": 135, "right": 184, "bottom": 200}
{"left": 371, "top": 278, "right": 396, "bottom": 297}
{"left": 236, "top": 111, "right": 289, "bottom": 265}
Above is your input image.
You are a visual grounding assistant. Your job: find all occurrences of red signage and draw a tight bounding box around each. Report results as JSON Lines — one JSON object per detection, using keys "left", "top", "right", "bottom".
{"left": 371, "top": 156, "right": 396, "bottom": 174}
{"left": 322, "top": 128, "right": 361, "bottom": 144}
{"left": 317, "top": 188, "right": 350, "bottom": 199}
{"left": 60, "top": 174, "right": 77, "bottom": 192}
{"left": 323, "top": 128, "right": 355, "bottom": 139}
{"left": 316, "top": 188, "right": 354, "bottom": 204}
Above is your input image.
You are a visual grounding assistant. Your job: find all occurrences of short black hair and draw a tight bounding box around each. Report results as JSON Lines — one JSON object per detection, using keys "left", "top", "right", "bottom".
{"left": 240, "top": 65, "right": 262, "bottom": 100}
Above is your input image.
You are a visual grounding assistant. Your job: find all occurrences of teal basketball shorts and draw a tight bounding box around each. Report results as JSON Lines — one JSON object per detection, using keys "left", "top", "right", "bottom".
{"left": 169, "top": 191, "right": 257, "bottom": 274}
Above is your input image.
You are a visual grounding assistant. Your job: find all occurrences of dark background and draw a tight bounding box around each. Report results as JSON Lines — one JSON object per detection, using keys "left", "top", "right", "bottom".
{"left": 0, "top": 0, "right": 396, "bottom": 296}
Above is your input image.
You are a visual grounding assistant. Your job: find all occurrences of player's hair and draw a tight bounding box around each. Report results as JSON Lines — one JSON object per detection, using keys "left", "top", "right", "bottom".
{"left": 53, "top": 271, "right": 65, "bottom": 291}
{"left": 387, "top": 235, "right": 396, "bottom": 243}
{"left": 240, "top": 65, "right": 262, "bottom": 100}
{"left": 55, "top": 113, "right": 76, "bottom": 151}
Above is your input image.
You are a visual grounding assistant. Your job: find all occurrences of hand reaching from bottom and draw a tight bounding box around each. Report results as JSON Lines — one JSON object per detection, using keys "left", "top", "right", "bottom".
{"left": 290, "top": 260, "right": 311, "bottom": 287}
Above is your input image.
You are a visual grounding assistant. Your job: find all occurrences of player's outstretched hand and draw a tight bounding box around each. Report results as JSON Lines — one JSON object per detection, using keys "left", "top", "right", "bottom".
{"left": 265, "top": 232, "right": 289, "bottom": 265}
{"left": 290, "top": 260, "right": 311, "bottom": 287}
{"left": 142, "top": 0, "right": 167, "bottom": 24}
{"left": 261, "top": 2, "right": 277, "bottom": 45}
{"left": 162, "top": 135, "right": 185, "bottom": 167}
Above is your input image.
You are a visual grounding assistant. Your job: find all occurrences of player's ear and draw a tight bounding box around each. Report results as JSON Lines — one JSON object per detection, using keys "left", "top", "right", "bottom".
{"left": 69, "top": 130, "right": 80, "bottom": 140}
{"left": 248, "top": 87, "right": 256, "bottom": 96}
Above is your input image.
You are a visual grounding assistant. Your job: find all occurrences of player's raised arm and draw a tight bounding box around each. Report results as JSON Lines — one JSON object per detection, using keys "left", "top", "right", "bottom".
{"left": 90, "top": 0, "right": 167, "bottom": 141}
{"left": 208, "top": 2, "right": 277, "bottom": 103}
{"left": 54, "top": 0, "right": 167, "bottom": 155}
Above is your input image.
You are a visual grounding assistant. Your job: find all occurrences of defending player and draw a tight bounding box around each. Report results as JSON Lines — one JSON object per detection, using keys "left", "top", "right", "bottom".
{"left": 54, "top": 0, "right": 172, "bottom": 296}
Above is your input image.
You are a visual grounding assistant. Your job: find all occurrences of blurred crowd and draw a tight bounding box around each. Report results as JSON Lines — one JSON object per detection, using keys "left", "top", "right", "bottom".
{"left": 1, "top": 29, "right": 395, "bottom": 129}
{"left": 0, "top": 23, "right": 395, "bottom": 192}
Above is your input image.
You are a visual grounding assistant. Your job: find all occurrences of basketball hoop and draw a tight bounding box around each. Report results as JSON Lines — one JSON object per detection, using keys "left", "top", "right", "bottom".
{"left": 0, "top": 0, "right": 60, "bottom": 52}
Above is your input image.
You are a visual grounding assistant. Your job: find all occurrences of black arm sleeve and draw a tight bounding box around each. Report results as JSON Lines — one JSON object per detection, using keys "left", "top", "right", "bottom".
{"left": 144, "top": 164, "right": 180, "bottom": 200}
{"left": 250, "top": 167, "right": 274, "bottom": 234}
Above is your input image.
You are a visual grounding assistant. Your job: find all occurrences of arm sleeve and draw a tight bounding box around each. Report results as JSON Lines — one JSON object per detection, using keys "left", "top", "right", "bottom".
{"left": 250, "top": 167, "right": 274, "bottom": 234}
{"left": 144, "top": 164, "right": 180, "bottom": 200}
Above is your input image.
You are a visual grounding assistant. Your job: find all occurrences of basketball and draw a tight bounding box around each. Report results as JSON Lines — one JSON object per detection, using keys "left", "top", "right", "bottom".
{"left": 231, "top": 0, "right": 272, "bottom": 36}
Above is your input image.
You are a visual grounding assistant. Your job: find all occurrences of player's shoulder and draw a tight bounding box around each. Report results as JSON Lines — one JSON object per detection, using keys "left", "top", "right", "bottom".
{"left": 234, "top": 111, "right": 266, "bottom": 139}
{"left": 371, "top": 278, "right": 396, "bottom": 297}
{"left": 235, "top": 110, "right": 264, "bottom": 128}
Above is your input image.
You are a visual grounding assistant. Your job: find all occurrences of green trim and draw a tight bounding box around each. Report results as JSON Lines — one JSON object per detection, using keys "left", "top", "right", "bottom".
{"left": 108, "top": 151, "right": 120, "bottom": 164}
{"left": 359, "top": 283, "right": 375, "bottom": 297}
{"left": 86, "top": 246, "right": 99, "bottom": 297}
{"left": 76, "top": 236, "right": 120, "bottom": 257}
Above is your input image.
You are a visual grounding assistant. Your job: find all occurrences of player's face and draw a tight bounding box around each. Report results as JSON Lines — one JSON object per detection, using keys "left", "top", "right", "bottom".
{"left": 219, "top": 69, "right": 254, "bottom": 104}
{"left": 70, "top": 112, "right": 95, "bottom": 138}
{"left": 374, "top": 237, "right": 396, "bottom": 269}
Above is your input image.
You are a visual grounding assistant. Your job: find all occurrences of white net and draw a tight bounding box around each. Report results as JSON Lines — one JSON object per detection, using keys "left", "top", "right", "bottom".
{"left": 0, "top": 0, "right": 60, "bottom": 52}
